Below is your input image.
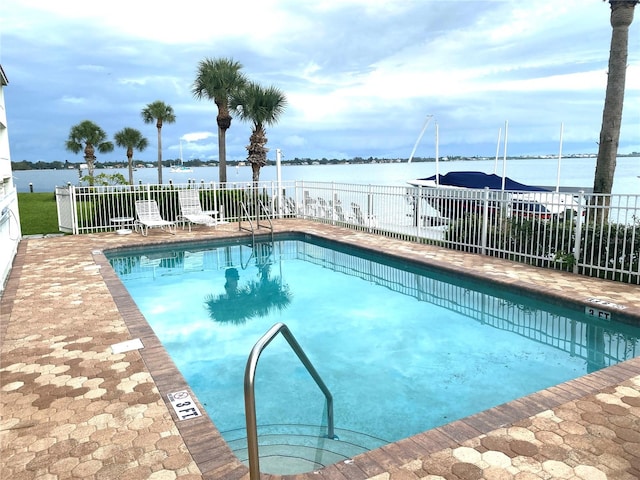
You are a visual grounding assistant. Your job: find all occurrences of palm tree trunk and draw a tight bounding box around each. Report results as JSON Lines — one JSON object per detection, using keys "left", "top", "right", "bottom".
{"left": 84, "top": 156, "right": 95, "bottom": 185}
{"left": 127, "top": 151, "right": 134, "bottom": 185}
{"left": 218, "top": 126, "right": 227, "bottom": 184}
{"left": 248, "top": 126, "right": 268, "bottom": 184}
{"left": 157, "top": 127, "right": 163, "bottom": 184}
{"left": 84, "top": 143, "right": 96, "bottom": 186}
{"left": 593, "top": 2, "right": 635, "bottom": 196}
{"left": 251, "top": 163, "right": 261, "bottom": 183}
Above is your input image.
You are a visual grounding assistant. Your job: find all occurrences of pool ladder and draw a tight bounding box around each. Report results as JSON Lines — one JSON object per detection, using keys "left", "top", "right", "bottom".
{"left": 239, "top": 199, "right": 274, "bottom": 246}
{"left": 244, "top": 322, "right": 335, "bottom": 480}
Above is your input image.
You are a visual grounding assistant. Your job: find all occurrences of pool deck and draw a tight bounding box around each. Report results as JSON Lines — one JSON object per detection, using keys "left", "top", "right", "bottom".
{"left": 3, "top": 219, "right": 640, "bottom": 480}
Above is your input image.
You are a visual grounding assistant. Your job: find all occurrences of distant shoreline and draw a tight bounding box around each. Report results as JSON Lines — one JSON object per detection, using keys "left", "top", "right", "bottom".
{"left": 12, "top": 157, "right": 639, "bottom": 196}
{"left": 13, "top": 153, "right": 640, "bottom": 172}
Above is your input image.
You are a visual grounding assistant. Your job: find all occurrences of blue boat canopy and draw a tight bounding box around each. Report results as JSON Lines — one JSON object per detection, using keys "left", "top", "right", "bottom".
{"left": 421, "top": 171, "right": 549, "bottom": 192}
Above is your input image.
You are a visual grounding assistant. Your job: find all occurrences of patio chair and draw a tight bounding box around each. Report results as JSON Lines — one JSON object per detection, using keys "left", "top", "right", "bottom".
{"left": 331, "top": 195, "right": 346, "bottom": 221}
{"left": 317, "top": 197, "right": 332, "bottom": 218}
{"left": 303, "top": 190, "right": 317, "bottom": 216}
{"left": 177, "top": 189, "right": 218, "bottom": 232}
{"left": 134, "top": 199, "right": 176, "bottom": 236}
{"left": 350, "top": 202, "right": 378, "bottom": 228}
{"left": 287, "top": 197, "right": 304, "bottom": 216}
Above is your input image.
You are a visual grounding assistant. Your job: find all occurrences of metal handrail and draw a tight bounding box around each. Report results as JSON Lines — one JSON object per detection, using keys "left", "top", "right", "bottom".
{"left": 244, "top": 322, "right": 335, "bottom": 480}
{"left": 238, "top": 201, "right": 255, "bottom": 239}
{"left": 238, "top": 199, "right": 274, "bottom": 245}
{"left": 257, "top": 199, "right": 274, "bottom": 234}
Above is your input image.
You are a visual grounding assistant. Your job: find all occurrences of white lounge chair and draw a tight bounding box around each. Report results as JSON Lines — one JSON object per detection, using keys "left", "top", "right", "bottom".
{"left": 177, "top": 189, "right": 218, "bottom": 232}
{"left": 350, "top": 202, "right": 378, "bottom": 228}
{"left": 134, "top": 199, "right": 176, "bottom": 236}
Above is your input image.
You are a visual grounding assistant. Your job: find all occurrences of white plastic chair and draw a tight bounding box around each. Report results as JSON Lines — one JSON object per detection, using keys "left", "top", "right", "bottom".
{"left": 134, "top": 200, "right": 176, "bottom": 236}
{"left": 350, "top": 202, "right": 378, "bottom": 228}
{"left": 177, "top": 190, "right": 218, "bottom": 231}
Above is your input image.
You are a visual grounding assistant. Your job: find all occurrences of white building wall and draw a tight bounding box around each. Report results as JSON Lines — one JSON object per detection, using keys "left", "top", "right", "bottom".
{"left": 0, "top": 65, "right": 21, "bottom": 296}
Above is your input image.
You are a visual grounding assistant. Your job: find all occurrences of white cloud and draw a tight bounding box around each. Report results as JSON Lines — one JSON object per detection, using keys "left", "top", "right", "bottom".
{"left": 77, "top": 64, "right": 106, "bottom": 73}
{"left": 5, "top": 0, "right": 296, "bottom": 46}
{"left": 61, "top": 96, "right": 85, "bottom": 105}
{"left": 2, "top": 0, "right": 639, "bottom": 163}
{"left": 182, "top": 132, "right": 215, "bottom": 142}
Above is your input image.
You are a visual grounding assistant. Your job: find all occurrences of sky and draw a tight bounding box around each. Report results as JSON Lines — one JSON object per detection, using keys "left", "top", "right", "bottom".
{"left": 1, "top": 0, "right": 639, "bottom": 165}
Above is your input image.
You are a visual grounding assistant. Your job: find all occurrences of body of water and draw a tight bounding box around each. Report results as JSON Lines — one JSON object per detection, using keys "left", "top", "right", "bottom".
{"left": 11, "top": 156, "right": 639, "bottom": 195}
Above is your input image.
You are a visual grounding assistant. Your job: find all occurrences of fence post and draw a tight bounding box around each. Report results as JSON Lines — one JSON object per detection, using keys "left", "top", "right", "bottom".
{"left": 70, "top": 185, "right": 78, "bottom": 235}
{"left": 572, "top": 191, "right": 585, "bottom": 274}
{"left": 367, "top": 185, "right": 374, "bottom": 232}
{"left": 481, "top": 188, "right": 490, "bottom": 256}
{"left": 415, "top": 186, "right": 422, "bottom": 236}
{"left": 330, "top": 182, "right": 336, "bottom": 224}
{"left": 300, "top": 180, "right": 309, "bottom": 220}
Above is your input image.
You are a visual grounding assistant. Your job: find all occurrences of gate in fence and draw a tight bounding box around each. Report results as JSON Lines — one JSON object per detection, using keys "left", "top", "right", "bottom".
{"left": 55, "top": 186, "right": 75, "bottom": 234}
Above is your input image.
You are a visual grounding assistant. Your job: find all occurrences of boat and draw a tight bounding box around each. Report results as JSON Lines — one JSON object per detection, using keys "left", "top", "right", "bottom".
{"left": 170, "top": 165, "right": 193, "bottom": 173}
{"left": 407, "top": 120, "right": 581, "bottom": 220}
{"left": 408, "top": 171, "right": 581, "bottom": 220}
{"left": 170, "top": 140, "right": 193, "bottom": 173}
{"left": 408, "top": 171, "right": 547, "bottom": 191}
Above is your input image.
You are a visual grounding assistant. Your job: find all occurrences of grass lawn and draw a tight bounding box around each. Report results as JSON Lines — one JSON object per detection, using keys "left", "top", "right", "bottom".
{"left": 18, "top": 192, "right": 61, "bottom": 235}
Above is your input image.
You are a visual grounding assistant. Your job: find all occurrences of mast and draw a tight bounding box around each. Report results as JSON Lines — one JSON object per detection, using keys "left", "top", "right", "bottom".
{"left": 501, "top": 121, "right": 508, "bottom": 191}
{"left": 494, "top": 127, "right": 502, "bottom": 174}
{"left": 408, "top": 115, "right": 434, "bottom": 163}
{"left": 435, "top": 121, "right": 439, "bottom": 186}
{"left": 555, "top": 122, "right": 564, "bottom": 193}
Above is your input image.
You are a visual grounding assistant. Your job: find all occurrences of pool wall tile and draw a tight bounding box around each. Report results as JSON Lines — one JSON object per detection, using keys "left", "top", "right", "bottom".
{"left": 333, "top": 461, "right": 368, "bottom": 480}
{"left": 351, "top": 452, "right": 388, "bottom": 477}
{"left": 404, "top": 428, "right": 456, "bottom": 453}
{"left": 436, "top": 419, "right": 484, "bottom": 443}
{"left": 379, "top": 440, "right": 422, "bottom": 467}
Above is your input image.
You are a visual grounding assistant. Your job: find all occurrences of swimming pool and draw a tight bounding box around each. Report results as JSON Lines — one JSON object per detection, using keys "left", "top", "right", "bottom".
{"left": 107, "top": 234, "right": 640, "bottom": 474}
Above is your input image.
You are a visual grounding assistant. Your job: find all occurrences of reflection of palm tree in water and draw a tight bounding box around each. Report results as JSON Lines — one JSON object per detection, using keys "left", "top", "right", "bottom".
{"left": 205, "top": 245, "right": 292, "bottom": 325}
{"left": 249, "top": 263, "right": 291, "bottom": 318}
{"left": 204, "top": 267, "right": 254, "bottom": 325}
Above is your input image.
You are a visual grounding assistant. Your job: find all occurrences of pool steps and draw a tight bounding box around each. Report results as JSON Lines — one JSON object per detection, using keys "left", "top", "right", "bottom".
{"left": 223, "top": 424, "right": 388, "bottom": 474}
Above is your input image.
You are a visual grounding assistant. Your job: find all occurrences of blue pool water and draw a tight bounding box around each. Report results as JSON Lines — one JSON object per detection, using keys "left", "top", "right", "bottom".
{"left": 108, "top": 234, "right": 640, "bottom": 464}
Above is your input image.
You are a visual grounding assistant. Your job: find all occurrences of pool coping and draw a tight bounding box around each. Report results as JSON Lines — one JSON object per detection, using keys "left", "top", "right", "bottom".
{"left": 93, "top": 223, "right": 640, "bottom": 478}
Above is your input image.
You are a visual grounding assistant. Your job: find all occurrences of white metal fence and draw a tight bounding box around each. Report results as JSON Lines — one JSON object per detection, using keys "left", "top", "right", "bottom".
{"left": 55, "top": 180, "right": 640, "bottom": 284}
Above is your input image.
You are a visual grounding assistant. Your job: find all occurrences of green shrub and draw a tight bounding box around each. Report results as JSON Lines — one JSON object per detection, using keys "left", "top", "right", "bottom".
{"left": 579, "top": 221, "right": 640, "bottom": 282}
{"left": 445, "top": 212, "right": 640, "bottom": 280}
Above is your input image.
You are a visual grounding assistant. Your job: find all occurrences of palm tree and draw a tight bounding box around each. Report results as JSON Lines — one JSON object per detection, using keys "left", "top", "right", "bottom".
{"left": 232, "top": 81, "right": 287, "bottom": 183}
{"left": 114, "top": 127, "right": 149, "bottom": 185}
{"left": 141, "top": 101, "right": 176, "bottom": 184}
{"left": 593, "top": 0, "right": 638, "bottom": 196}
{"left": 192, "top": 57, "right": 247, "bottom": 184}
{"left": 65, "top": 120, "right": 114, "bottom": 186}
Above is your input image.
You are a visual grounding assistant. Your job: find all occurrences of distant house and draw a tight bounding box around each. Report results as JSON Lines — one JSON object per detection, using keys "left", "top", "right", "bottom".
{"left": 0, "top": 64, "right": 21, "bottom": 295}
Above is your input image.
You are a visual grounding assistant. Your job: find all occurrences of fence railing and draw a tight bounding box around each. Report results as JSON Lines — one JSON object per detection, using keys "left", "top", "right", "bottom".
{"left": 55, "top": 180, "right": 640, "bottom": 284}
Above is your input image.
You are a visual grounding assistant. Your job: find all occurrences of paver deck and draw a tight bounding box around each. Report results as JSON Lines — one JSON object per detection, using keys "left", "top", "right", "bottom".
{"left": 2, "top": 219, "right": 640, "bottom": 479}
